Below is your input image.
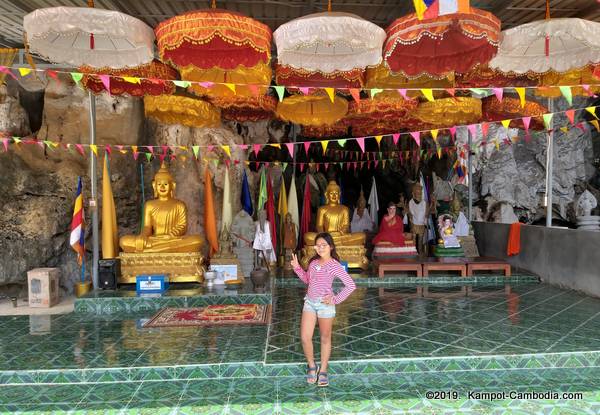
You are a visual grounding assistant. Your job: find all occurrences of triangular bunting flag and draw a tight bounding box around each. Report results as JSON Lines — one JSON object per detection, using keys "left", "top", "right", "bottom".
{"left": 282, "top": 162, "right": 288, "bottom": 171}
{"left": 18, "top": 68, "right": 32, "bottom": 77}
{"left": 430, "top": 129, "right": 438, "bottom": 141}
{"left": 481, "top": 122, "right": 490, "bottom": 138}
{"left": 559, "top": 86, "right": 572, "bottom": 105}
{"left": 349, "top": 88, "right": 360, "bottom": 103}
{"left": 321, "top": 140, "right": 329, "bottom": 153}
{"left": 565, "top": 109, "right": 575, "bottom": 124}
{"left": 397, "top": 89, "right": 409, "bottom": 100}
{"left": 145, "top": 152, "right": 152, "bottom": 162}
{"left": 370, "top": 88, "right": 383, "bottom": 99}
{"left": 192, "top": 146, "right": 200, "bottom": 159}
{"left": 173, "top": 80, "right": 191, "bottom": 88}
{"left": 273, "top": 86, "right": 285, "bottom": 101}
{"left": 392, "top": 133, "right": 400, "bottom": 145}
{"left": 75, "top": 144, "right": 85, "bottom": 156}
{"left": 515, "top": 87, "right": 526, "bottom": 107}
{"left": 98, "top": 75, "right": 110, "bottom": 92}
{"left": 337, "top": 139, "right": 346, "bottom": 147}
{"left": 356, "top": 137, "right": 365, "bottom": 153}
{"left": 90, "top": 144, "right": 98, "bottom": 157}
{"left": 303, "top": 141, "right": 311, "bottom": 156}
{"left": 445, "top": 88, "right": 455, "bottom": 97}
{"left": 324, "top": 87, "right": 335, "bottom": 103}
{"left": 522, "top": 116, "right": 531, "bottom": 131}
{"left": 221, "top": 145, "right": 231, "bottom": 158}
{"left": 224, "top": 83, "right": 236, "bottom": 94}
{"left": 123, "top": 76, "right": 141, "bottom": 84}
{"left": 375, "top": 135, "right": 383, "bottom": 147}
{"left": 501, "top": 119, "right": 511, "bottom": 130}
{"left": 493, "top": 87, "right": 503, "bottom": 102}
{"left": 467, "top": 124, "right": 477, "bottom": 138}
{"left": 590, "top": 119, "right": 600, "bottom": 131}
{"left": 585, "top": 107, "right": 598, "bottom": 119}
{"left": 70, "top": 72, "right": 83, "bottom": 84}
{"left": 410, "top": 131, "right": 420, "bottom": 146}
{"left": 299, "top": 87, "right": 310, "bottom": 95}
{"left": 542, "top": 113, "right": 553, "bottom": 130}
{"left": 421, "top": 88, "right": 434, "bottom": 102}
{"left": 199, "top": 81, "right": 214, "bottom": 88}
{"left": 285, "top": 142, "right": 294, "bottom": 158}
{"left": 253, "top": 144, "right": 261, "bottom": 157}
{"left": 449, "top": 126, "right": 457, "bottom": 140}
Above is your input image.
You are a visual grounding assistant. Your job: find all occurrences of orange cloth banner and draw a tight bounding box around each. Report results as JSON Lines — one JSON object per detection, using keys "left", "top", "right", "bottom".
{"left": 204, "top": 168, "right": 219, "bottom": 255}
{"left": 506, "top": 222, "right": 521, "bottom": 256}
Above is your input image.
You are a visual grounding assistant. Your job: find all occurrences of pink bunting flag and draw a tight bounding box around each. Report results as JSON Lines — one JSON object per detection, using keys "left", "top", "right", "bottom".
{"left": 161, "top": 145, "right": 169, "bottom": 155}
{"left": 324, "top": 163, "right": 329, "bottom": 170}
{"left": 397, "top": 89, "right": 409, "bottom": 100}
{"left": 145, "top": 146, "right": 154, "bottom": 154}
{"left": 582, "top": 84, "right": 591, "bottom": 95}
{"left": 2, "top": 138, "right": 8, "bottom": 152}
{"left": 105, "top": 144, "right": 112, "bottom": 156}
{"left": 253, "top": 144, "right": 261, "bottom": 157}
{"left": 133, "top": 151, "right": 139, "bottom": 160}
{"left": 493, "top": 87, "right": 503, "bottom": 102}
{"left": 522, "top": 116, "right": 531, "bottom": 131}
{"left": 98, "top": 75, "right": 110, "bottom": 92}
{"left": 349, "top": 88, "right": 361, "bottom": 103}
{"left": 199, "top": 81, "right": 214, "bottom": 88}
{"left": 303, "top": 141, "right": 311, "bottom": 156}
{"left": 467, "top": 124, "right": 478, "bottom": 138}
{"left": 374, "top": 160, "right": 379, "bottom": 169}
{"left": 356, "top": 137, "right": 365, "bottom": 153}
{"left": 238, "top": 144, "right": 249, "bottom": 150}
{"left": 445, "top": 88, "right": 455, "bottom": 97}
{"left": 409, "top": 131, "right": 420, "bottom": 146}
{"left": 0, "top": 66, "right": 16, "bottom": 80}
{"left": 299, "top": 163, "right": 305, "bottom": 172}
{"left": 481, "top": 122, "right": 489, "bottom": 138}
{"left": 449, "top": 126, "right": 457, "bottom": 141}
{"left": 75, "top": 144, "right": 85, "bottom": 156}
{"left": 299, "top": 87, "right": 311, "bottom": 95}
{"left": 285, "top": 142, "right": 294, "bottom": 158}
{"left": 392, "top": 133, "right": 400, "bottom": 146}
{"left": 565, "top": 109, "right": 575, "bottom": 124}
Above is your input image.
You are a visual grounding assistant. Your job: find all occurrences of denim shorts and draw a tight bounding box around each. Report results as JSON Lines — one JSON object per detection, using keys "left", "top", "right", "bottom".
{"left": 303, "top": 296, "right": 336, "bottom": 318}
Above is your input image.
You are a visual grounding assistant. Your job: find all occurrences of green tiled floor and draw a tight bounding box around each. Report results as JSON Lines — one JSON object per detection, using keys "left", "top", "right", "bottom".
{"left": 1, "top": 368, "right": 599, "bottom": 414}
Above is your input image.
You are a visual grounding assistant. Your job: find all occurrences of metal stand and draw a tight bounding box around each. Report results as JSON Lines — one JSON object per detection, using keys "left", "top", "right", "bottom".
{"left": 88, "top": 90, "right": 99, "bottom": 289}
{"left": 467, "top": 131, "right": 473, "bottom": 222}
{"left": 545, "top": 98, "right": 554, "bottom": 227}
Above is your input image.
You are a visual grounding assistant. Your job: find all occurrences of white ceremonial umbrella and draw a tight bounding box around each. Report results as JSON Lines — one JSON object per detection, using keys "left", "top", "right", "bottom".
{"left": 23, "top": 6, "right": 155, "bottom": 289}
{"left": 273, "top": 11, "right": 386, "bottom": 72}
{"left": 489, "top": 17, "right": 600, "bottom": 227}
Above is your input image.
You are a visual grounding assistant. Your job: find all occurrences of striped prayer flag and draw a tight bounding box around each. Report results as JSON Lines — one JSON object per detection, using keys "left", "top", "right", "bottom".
{"left": 70, "top": 177, "right": 85, "bottom": 264}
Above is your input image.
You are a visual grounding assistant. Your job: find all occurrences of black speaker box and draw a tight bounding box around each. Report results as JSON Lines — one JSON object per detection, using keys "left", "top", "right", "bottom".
{"left": 98, "top": 259, "right": 120, "bottom": 289}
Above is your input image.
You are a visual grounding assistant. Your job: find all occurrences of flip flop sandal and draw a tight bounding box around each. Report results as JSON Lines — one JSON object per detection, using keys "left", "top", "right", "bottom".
{"left": 306, "top": 364, "right": 319, "bottom": 384}
{"left": 317, "top": 372, "right": 329, "bottom": 387}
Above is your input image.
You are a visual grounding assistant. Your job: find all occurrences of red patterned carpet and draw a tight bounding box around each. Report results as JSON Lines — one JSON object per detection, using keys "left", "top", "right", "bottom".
{"left": 143, "top": 304, "right": 272, "bottom": 328}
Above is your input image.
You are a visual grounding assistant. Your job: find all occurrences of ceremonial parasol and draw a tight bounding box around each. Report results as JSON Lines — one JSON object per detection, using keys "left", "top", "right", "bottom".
{"left": 276, "top": 94, "right": 349, "bottom": 126}
{"left": 488, "top": 12, "right": 600, "bottom": 226}
{"left": 383, "top": 6, "right": 500, "bottom": 77}
{"left": 414, "top": 97, "right": 482, "bottom": 128}
{"left": 220, "top": 95, "right": 277, "bottom": 122}
{"left": 275, "top": 64, "right": 365, "bottom": 90}
{"left": 456, "top": 65, "right": 539, "bottom": 88}
{"left": 79, "top": 60, "right": 179, "bottom": 97}
{"left": 481, "top": 96, "right": 547, "bottom": 130}
{"left": 144, "top": 95, "right": 221, "bottom": 128}
{"left": 23, "top": 6, "right": 154, "bottom": 69}
{"left": 301, "top": 122, "right": 348, "bottom": 138}
{"left": 345, "top": 92, "right": 418, "bottom": 135}
{"left": 366, "top": 64, "right": 454, "bottom": 98}
{"left": 23, "top": 5, "right": 156, "bottom": 292}
{"left": 535, "top": 66, "right": 600, "bottom": 98}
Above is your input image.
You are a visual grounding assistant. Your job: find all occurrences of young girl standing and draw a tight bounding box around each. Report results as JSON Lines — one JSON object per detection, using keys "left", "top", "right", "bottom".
{"left": 290, "top": 232, "right": 356, "bottom": 387}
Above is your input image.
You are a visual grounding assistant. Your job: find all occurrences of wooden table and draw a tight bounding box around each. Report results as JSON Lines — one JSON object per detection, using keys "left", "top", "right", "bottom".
{"left": 466, "top": 257, "right": 511, "bottom": 276}
{"left": 422, "top": 258, "right": 467, "bottom": 277}
{"left": 375, "top": 258, "right": 423, "bottom": 277}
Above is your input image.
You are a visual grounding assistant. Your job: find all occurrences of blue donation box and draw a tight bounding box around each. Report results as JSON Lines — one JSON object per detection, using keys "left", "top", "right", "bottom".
{"left": 136, "top": 275, "right": 168, "bottom": 294}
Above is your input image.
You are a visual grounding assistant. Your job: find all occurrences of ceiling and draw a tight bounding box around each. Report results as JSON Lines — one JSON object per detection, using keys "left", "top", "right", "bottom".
{"left": 1, "top": 0, "right": 600, "bottom": 49}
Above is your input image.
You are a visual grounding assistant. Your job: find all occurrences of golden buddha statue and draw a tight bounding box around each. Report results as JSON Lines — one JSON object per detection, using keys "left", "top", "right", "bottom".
{"left": 303, "top": 181, "right": 366, "bottom": 246}
{"left": 120, "top": 163, "right": 203, "bottom": 253}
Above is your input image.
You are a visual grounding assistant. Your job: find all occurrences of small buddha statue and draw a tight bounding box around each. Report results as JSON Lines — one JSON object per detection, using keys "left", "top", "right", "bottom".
{"left": 119, "top": 163, "right": 203, "bottom": 253}
{"left": 303, "top": 180, "right": 366, "bottom": 246}
{"left": 438, "top": 215, "right": 461, "bottom": 248}
{"left": 351, "top": 190, "right": 374, "bottom": 233}
{"left": 282, "top": 212, "right": 297, "bottom": 271}
{"left": 213, "top": 226, "right": 234, "bottom": 259}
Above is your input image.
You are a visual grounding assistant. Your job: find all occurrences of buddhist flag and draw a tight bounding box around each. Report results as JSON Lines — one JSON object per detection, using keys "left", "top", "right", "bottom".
{"left": 101, "top": 155, "right": 119, "bottom": 258}
{"left": 266, "top": 173, "right": 277, "bottom": 253}
{"left": 287, "top": 176, "right": 300, "bottom": 235}
{"left": 241, "top": 169, "right": 253, "bottom": 216}
{"left": 221, "top": 165, "right": 232, "bottom": 232}
{"left": 70, "top": 177, "right": 85, "bottom": 265}
{"left": 257, "top": 167, "right": 267, "bottom": 211}
{"left": 204, "top": 168, "right": 219, "bottom": 255}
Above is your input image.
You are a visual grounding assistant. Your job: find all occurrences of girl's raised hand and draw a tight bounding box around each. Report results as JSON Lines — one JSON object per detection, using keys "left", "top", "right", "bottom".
{"left": 290, "top": 253, "right": 300, "bottom": 269}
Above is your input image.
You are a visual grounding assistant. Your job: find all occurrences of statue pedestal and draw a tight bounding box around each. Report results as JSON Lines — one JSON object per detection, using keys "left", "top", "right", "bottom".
{"left": 301, "top": 245, "right": 368, "bottom": 270}
{"left": 458, "top": 235, "right": 480, "bottom": 257}
{"left": 119, "top": 252, "right": 204, "bottom": 284}
{"left": 433, "top": 246, "right": 465, "bottom": 257}
{"left": 576, "top": 215, "right": 600, "bottom": 231}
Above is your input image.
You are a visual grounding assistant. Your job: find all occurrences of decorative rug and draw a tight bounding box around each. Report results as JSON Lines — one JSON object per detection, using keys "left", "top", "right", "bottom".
{"left": 142, "top": 304, "right": 272, "bottom": 328}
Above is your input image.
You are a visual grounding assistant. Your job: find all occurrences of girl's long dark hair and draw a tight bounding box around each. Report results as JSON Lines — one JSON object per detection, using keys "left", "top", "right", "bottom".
{"left": 308, "top": 232, "right": 341, "bottom": 264}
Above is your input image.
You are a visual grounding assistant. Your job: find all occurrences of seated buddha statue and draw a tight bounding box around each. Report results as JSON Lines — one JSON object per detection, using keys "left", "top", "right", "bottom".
{"left": 119, "top": 163, "right": 203, "bottom": 253}
{"left": 303, "top": 180, "right": 366, "bottom": 246}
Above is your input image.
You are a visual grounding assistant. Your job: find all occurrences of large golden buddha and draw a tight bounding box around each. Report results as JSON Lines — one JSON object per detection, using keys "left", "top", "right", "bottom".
{"left": 120, "top": 163, "right": 203, "bottom": 253}
{"left": 302, "top": 181, "right": 368, "bottom": 269}
{"left": 118, "top": 163, "right": 204, "bottom": 284}
{"left": 304, "top": 181, "right": 366, "bottom": 246}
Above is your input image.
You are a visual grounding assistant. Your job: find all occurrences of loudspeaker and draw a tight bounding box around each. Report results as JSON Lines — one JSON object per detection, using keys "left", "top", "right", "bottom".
{"left": 98, "top": 259, "right": 120, "bottom": 289}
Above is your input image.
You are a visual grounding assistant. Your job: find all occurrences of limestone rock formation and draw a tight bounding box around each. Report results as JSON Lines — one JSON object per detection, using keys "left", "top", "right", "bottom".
{"left": 0, "top": 85, "right": 30, "bottom": 136}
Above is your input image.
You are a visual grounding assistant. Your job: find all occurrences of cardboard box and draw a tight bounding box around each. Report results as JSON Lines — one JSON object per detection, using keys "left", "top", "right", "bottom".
{"left": 27, "top": 268, "right": 60, "bottom": 308}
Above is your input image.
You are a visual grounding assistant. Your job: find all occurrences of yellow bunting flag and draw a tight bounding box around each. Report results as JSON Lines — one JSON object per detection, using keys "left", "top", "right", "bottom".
{"left": 585, "top": 106, "right": 598, "bottom": 119}
{"left": 221, "top": 145, "right": 231, "bottom": 158}
{"left": 375, "top": 135, "right": 383, "bottom": 147}
{"left": 495, "top": 139, "right": 500, "bottom": 151}
{"left": 269, "top": 143, "right": 281, "bottom": 149}
{"left": 224, "top": 83, "right": 236, "bottom": 94}
{"left": 123, "top": 77, "right": 140, "bottom": 84}
{"left": 321, "top": 140, "right": 329, "bottom": 153}
{"left": 437, "top": 146, "right": 442, "bottom": 159}
{"left": 590, "top": 119, "right": 600, "bottom": 132}
{"left": 515, "top": 87, "right": 525, "bottom": 108}
{"left": 560, "top": 126, "right": 569, "bottom": 133}
{"left": 132, "top": 145, "right": 138, "bottom": 154}
{"left": 324, "top": 87, "right": 335, "bottom": 103}
{"left": 421, "top": 89, "right": 434, "bottom": 102}
{"left": 18, "top": 68, "right": 31, "bottom": 77}
{"left": 413, "top": 0, "right": 426, "bottom": 20}
{"left": 430, "top": 129, "right": 438, "bottom": 141}
{"left": 90, "top": 144, "right": 98, "bottom": 157}
{"left": 501, "top": 119, "right": 511, "bottom": 130}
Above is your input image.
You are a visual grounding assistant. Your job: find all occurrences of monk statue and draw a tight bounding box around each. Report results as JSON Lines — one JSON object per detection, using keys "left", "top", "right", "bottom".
{"left": 120, "top": 163, "right": 203, "bottom": 253}
{"left": 303, "top": 180, "right": 366, "bottom": 246}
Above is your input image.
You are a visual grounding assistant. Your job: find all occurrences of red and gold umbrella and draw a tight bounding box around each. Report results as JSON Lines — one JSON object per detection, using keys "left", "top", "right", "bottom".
{"left": 155, "top": 9, "right": 271, "bottom": 71}
{"left": 456, "top": 64, "right": 539, "bottom": 88}
{"left": 535, "top": 66, "right": 600, "bottom": 98}
{"left": 366, "top": 64, "right": 454, "bottom": 99}
{"left": 301, "top": 122, "right": 348, "bottom": 138}
{"left": 79, "top": 59, "right": 179, "bottom": 96}
{"left": 220, "top": 95, "right": 277, "bottom": 122}
{"left": 276, "top": 94, "right": 349, "bottom": 126}
{"left": 347, "top": 92, "right": 418, "bottom": 120}
{"left": 482, "top": 96, "right": 547, "bottom": 130}
{"left": 384, "top": 8, "right": 500, "bottom": 77}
